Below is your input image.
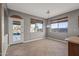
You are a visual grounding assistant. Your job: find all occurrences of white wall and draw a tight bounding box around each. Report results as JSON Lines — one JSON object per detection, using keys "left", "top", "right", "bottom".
{"left": 47, "top": 9, "right": 79, "bottom": 40}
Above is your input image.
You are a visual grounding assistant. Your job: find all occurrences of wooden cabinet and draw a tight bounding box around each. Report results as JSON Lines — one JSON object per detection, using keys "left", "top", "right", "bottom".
{"left": 68, "top": 42, "right": 79, "bottom": 56}
{"left": 66, "top": 37, "right": 79, "bottom": 56}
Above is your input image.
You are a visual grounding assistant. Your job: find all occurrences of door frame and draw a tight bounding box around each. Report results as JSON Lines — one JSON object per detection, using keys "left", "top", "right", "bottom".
{"left": 8, "top": 17, "right": 24, "bottom": 45}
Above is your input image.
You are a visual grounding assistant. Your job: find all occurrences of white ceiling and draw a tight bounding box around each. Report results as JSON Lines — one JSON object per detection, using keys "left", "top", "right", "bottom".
{"left": 7, "top": 3, "right": 79, "bottom": 19}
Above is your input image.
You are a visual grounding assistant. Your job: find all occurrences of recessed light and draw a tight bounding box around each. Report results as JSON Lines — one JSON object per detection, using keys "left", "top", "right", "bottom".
{"left": 47, "top": 10, "right": 50, "bottom": 14}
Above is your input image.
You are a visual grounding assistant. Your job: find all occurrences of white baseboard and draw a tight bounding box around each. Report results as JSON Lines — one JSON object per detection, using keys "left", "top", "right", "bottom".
{"left": 23, "top": 38, "right": 43, "bottom": 43}
{"left": 46, "top": 37, "right": 67, "bottom": 43}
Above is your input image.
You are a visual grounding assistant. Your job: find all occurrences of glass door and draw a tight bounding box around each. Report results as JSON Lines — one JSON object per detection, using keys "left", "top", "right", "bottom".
{"left": 12, "top": 21, "right": 21, "bottom": 43}
{"left": 9, "top": 18, "right": 24, "bottom": 45}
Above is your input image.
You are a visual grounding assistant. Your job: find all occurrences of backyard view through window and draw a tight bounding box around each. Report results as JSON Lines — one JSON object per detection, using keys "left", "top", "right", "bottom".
{"left": 13, "top": 21, "right": 21, "bottom": 42}
{"left": 30, "top": 23, "right": 43, "bottom": 32}
{"left": 51, "top": 21, "right": 68, "bottom": 32}
{"left": 30, "top": 19, "right": 43, "bottom": 32}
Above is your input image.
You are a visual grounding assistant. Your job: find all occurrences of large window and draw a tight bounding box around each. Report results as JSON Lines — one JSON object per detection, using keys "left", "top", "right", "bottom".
{"left": 50, "top": 17, "right": 68, "bottom": 32}
{"left": 30, "top": 24, "right": 35, "bottom": 32}
{"left": 30, "top": 19, "right": 43, "bottom": 32}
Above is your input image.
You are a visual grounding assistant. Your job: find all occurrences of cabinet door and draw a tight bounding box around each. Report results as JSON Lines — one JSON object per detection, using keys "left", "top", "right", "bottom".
{"left": 68, "top": 42, "right": 79, "bottom": 56}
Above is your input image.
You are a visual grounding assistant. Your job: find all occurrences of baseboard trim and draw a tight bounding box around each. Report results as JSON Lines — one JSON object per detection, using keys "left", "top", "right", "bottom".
{"left": 46, "top": 37, "right": 67, "bottom": 43}
{"left": 23, "top": 38, "right": 43, "bottom": 43}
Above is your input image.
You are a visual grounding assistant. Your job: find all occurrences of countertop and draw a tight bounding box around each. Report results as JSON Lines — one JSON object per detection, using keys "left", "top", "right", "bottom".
{"left": 65, "top": 36, "right": 79, "bottom": 44}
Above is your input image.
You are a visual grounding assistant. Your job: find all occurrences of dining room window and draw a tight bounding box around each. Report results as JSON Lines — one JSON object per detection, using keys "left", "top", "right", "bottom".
{"left": 50, "top": 17, "right": 68, "bottom": 32}
{"left": 30, "top": 19, "right": 43, "bottom": 32}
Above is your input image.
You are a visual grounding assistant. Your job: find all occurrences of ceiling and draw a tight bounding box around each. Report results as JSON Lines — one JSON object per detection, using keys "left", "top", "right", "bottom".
{"left": 7, "top": 3, "right": 79, "bottom": 19}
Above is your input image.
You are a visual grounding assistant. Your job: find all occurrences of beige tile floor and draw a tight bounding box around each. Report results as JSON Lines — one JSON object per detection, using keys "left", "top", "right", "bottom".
{"left": 6, "top": 39, "right": 68, "bottom": 56}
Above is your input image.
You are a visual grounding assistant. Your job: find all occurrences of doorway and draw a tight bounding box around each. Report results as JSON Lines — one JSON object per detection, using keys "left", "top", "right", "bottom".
{"left": 9, "top": 15, "right": 24, "bottom": 45}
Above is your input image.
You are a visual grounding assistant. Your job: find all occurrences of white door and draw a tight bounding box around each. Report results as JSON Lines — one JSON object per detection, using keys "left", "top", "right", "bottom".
{"left": 9, "top": 17, "right": 24, "bottom": 45}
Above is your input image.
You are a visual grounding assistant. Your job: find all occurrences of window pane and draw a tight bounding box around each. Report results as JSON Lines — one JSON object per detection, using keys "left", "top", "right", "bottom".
{"left": 50, "top": 21, "right": 68, "bottom": 32}
{"left": 36, "top": 23, "right": 43, "bottom": 32}
{"left": 36, "top": 23, "right": 42, "bottom": 29}
{"left": 30, "top": 24, "right": 35, "bottom": 32}
{"left": 58, "top": 22, "right": 68, "bottom": 32}
{"left": 51, "top": 23, "right": 58, "bottom": 29}
{"left": 13, "top": 21, "right": 21, "bottom": 42}
{"left": 58, "top": 22, "right": 68, "bottom": 28}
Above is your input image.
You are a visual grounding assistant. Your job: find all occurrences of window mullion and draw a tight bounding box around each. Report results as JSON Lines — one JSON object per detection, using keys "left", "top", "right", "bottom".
{"left": 58, "top": 23, "right": 59, "bottom": 31}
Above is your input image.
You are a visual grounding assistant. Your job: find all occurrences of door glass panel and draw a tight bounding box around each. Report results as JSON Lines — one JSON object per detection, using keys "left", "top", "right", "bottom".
{"left": 12, "top": 21, "right": 21, "bottom": 42}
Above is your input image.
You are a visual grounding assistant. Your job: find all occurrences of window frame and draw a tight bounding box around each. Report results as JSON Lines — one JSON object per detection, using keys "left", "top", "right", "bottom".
{"left": 30, "top": 19, "right": 43, "bottom": 32}
{"left": 50, "top": 17, "right": 68, "bottom": 32}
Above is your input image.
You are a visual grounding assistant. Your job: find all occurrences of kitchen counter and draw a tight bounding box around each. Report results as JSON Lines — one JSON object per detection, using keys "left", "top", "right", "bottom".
{"left": 65, "top": 36, "right": 79, "bottom": 44}
{"left": 66, "top": 36, "right": 79, "bottom": 56}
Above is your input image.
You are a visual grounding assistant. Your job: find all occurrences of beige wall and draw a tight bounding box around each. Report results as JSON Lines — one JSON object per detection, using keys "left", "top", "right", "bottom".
{"left": 1, "top": 3, "right": 9, "bottom": 56}
{"left": 8, "top": 9, "right": 45, "bottom": 41}
{"left": 0, "top": 3, "right": 2, "bottom": 56}
{"left": 4, "top": 5, "right": 8, "bottom": 35}
{"left": 47, "top": 9, "right": 79, "bottom": 40}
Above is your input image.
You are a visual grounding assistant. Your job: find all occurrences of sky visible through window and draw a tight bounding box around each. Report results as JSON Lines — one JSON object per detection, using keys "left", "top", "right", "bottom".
{"left": 51, "top": 22, "right": 68, "bottom": 29}
{"left": 36, "top": 23, "right": 43, "bottom": 29}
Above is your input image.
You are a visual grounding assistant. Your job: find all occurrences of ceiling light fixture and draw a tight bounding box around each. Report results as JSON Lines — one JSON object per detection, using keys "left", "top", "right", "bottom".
{"left": 47, "top": 10, "right": 50, "bottom": 14}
